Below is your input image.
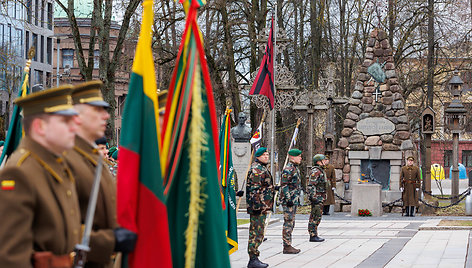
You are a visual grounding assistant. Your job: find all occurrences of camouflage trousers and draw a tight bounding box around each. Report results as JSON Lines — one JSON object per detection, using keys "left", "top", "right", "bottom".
{"left": 308, "top": 202, "right": 323, "bottom": 236}
{"left": 248, "top": 214, "right": 266, "bottom": 258}
{"left": 282, "top": 205, "right": 297, "bottom": 246}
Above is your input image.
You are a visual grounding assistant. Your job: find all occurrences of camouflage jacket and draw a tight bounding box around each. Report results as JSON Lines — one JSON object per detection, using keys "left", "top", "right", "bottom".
{"left": 246, "top": 160, "right": 275, "bottom": 214}
{"left": 307, "top": 164, "right": 327, "bottom": 204}
{"left": 278, "top": 161, "right": 301, "bottom": 206}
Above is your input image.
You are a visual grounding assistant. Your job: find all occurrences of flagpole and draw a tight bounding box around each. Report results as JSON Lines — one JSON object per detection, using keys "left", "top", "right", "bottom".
{"left": 270, "top": 4, "right": 277, "bottom": 182}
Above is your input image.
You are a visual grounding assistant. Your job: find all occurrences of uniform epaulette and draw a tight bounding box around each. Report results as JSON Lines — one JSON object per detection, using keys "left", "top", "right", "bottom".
{"left": 16, "top": 148, "right": 31, "bottom": 167}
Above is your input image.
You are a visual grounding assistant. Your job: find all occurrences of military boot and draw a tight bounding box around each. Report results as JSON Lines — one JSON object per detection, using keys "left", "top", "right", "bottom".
{"left": 404, "top": 206, "right": 409, "bottom": 217}
{"left": 323, "top": 205, "right": 330, "bottom": 215}
{"left": 309, "top": 235, "right": 325, "bottom": 242}
{"left": 247, "top": 257, "right": 269, "bottom": 268}
{"left": 409, "top": 206, "right": 415, "bottom": 217}
{"left": 283, "top": 245, "right": 301, "bottom": 254}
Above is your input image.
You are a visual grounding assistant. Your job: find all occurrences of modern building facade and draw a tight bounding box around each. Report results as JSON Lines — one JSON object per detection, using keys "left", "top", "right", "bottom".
{"left": 0, "top": 0, "right": 54, "bottom": 128}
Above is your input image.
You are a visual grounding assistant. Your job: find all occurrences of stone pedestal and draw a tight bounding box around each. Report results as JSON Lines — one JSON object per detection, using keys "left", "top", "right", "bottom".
{"left": 351, "top": 184, "right": 382, "bottom": 217}
{"left": 231, "top": 142, "right": 252, "bottom": 209}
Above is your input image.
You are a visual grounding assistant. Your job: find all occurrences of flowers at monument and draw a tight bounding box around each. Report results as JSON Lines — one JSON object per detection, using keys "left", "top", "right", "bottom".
{"left": 358, "top": 209, "right": 372, "bottom": 217}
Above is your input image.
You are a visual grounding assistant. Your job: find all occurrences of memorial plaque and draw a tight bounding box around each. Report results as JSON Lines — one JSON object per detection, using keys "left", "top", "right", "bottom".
{"left": 360, "top": 159, "right": 390, "bottom": 190}
{"left": 356, "top": 117, "right": 395, "bottom": 136}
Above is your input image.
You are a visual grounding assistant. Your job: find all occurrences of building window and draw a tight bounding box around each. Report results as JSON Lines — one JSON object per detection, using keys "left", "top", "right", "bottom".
{"left": 32, "top": 34, "right": 38, "bottom": 61}
{"left": 40, "top": 35, "right": 44, "bottom": 63}
{"left": 94, "top": 50, "right": 100, "bottom": 69}
{"left": 46, "top": 72, "right": 51, "bottom": 87}
{"left": 46, "top": 37, "right": 52, "bottom": 64}
{"left": 41, "top": 0, "right": 45, "bottom": 28}
{"left": 47, "top": 3, "right": 52, "bottom": 30}
{"left": 444, "top": 150, "right": 453, "bottom": 168}
{"left": 26, "top": 0, "right": 32, "bottom": 24}
{"left": 17, "top": 29, "right": 23, "bottom": 58}
{"left": 0, "top": 24, "right": 4, "bottom": 47}
{"left": 463, "top": 151, "right": 472, "bottom": 167}
{"left": 25, "top": 31, "right": 29, "bottom": 59}
{"left": 62, "top": 49, "right": 74, "bottom": 68}
{"left": 35, "top": 70, "right": 43, "bottom": 85}
{"left": 34, "top": 0, "right": 39, "bottom": 26}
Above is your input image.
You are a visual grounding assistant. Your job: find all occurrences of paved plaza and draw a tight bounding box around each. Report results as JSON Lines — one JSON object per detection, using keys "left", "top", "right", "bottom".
{"left": 231, "top": 213, "right": 472, "bottom": 268}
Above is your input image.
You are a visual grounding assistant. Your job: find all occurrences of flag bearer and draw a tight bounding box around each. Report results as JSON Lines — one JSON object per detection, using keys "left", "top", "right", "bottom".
{"left": 64, "top": 81, "right": 136, "bottom": 268}
{"left": 279, "top": 149, "right": 302, "bottom": 254}
{"left": 246, "top": 147, "right": 275, "bottom": 268}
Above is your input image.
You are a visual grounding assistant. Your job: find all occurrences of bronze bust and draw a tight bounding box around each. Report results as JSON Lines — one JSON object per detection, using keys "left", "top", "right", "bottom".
{"left": 231, "top": 112, "right": 251, "bottom": 142}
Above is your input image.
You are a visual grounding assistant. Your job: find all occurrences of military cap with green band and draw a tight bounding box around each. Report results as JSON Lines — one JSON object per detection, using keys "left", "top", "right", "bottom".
{"left": 255, "top": 147, "right": 267, "bottom": 157}
{"left": 15, "top": 85, "right": 78, "bottom": 116}
{"left": 72, "top": 80, "right": 110, "bottom": 107}
{"left": 288, "top": 148, "right": 302, "bottom": 156}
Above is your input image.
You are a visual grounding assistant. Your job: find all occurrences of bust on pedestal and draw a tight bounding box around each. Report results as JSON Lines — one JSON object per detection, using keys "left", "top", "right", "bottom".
{"left": 231, "top": 112, "right": 252, "bottom": 209}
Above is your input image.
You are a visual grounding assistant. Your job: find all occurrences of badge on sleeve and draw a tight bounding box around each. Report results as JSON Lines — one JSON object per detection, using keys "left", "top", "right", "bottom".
{"left": 1, "top": 180, "right": 15, "bottom": 190}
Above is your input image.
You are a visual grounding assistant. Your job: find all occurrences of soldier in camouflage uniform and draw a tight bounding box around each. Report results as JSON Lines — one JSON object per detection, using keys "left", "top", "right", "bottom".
{"left": 246, "top": 147, "right": 274, "bottom": 268}
{"left": 279, "top": 149, "right": 302, "bottom": 254}
{"left": 307, "top": 154, "right": 327, "bottom": 242}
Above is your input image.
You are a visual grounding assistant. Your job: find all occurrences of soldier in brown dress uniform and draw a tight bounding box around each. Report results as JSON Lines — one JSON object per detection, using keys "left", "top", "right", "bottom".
{"left": 64, "top": 81, "right": 136, "bottom": 268}
{"left": 322, "top": 156, "right": 336, "bottom": 215}
{"left": 0, "top": 86, "right": 81, "bottom": 267}
{"left": 400, "top": 156, "right": 421, "bottom": 217}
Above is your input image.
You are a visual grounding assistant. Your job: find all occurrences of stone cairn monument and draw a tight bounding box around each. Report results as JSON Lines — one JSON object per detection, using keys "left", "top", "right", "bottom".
{"left": 337, "top": 28, "right": 415, "bottom": 207}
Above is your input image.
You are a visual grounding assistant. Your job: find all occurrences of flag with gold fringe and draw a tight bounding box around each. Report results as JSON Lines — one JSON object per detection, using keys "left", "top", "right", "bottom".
{"left": 219, "top": 108, "right": 238, "bottom": 255}
{"left": 0, "top": 54, "right": 32, "bottom": 165}
{"left": 116, "top": 0, "right": 172, "bottom": 267}
{"left": 160, "top": 0, "right": 231, "bottom": 266}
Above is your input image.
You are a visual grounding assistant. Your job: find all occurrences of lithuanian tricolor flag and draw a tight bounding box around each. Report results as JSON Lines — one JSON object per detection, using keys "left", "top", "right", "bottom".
{"left": 160, "top": 0, "right": 231, "bottom": 267}
{"left": 116, "top": 0, "right": 172, "bottom": 267}
{"left": 219, "top": 108, "right": 238, "bottom": 254}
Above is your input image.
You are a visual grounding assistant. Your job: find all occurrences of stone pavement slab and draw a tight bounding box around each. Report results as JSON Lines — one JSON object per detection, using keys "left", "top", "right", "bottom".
{"left": 231, "top": 215, "right": 472, "bottom": 268}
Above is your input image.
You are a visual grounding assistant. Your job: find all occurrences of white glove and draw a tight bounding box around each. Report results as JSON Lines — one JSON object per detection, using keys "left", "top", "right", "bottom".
{"left": 416, "top": 188, "right": 419, "bottom": 191}
{"left": 400, "top": 187, "right": 404, "bottom": 191}
{"left": 332, "top": 187, "right": 336, "bottom": 191}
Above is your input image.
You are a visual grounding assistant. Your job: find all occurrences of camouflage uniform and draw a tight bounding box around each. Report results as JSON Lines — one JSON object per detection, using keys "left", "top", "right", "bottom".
{"left": 246, "top": 159, "right": 275, "bottom": 258}
{"left": 278, "top": 161, "right": 301, "bottom": 246}
{"left": 307, "top": 164, "right": 327, "bottom": 237}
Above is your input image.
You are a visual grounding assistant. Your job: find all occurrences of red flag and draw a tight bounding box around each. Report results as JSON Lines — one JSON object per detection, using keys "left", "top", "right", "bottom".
{"left": 249, "top": 17, "right": 275, "bottom": 110}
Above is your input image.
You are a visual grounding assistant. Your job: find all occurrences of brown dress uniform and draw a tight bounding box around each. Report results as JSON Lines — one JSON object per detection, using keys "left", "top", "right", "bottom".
{"left": 0, "top": 137, "right": 81, "bottom": 267}
{"left": 400, "top": 165, "right": 421, "bottom": 206}
{"left": 64, "top": 135, "right": 118, "bottom": 268}
{"left": 323, "top": 164, "right": 336, "bottom": 206}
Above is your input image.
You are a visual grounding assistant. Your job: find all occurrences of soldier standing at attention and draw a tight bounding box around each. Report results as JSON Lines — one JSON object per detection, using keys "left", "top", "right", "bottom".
{"left": 323, "top": 156, "right": 336, "bottom": 215}
{"left": 400, "top": 156, "right": 421, "bottom": 217}
{"left": 307, "top": 154, "right": 327, "bottom": 242}
{"left": 279, "top": 149, "right": 302, "bottom": 254}
{"left": 246, "top": 147, "right": 275, "bottom": 268}
{"left": 64, "top": 81, "right": 137, "bottom": 268}
{"left": 0, "top": 86, "right": 81, "bottom": 267}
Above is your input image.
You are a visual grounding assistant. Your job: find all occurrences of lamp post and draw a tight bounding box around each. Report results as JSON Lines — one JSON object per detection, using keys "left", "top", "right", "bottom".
{"left": 444, "top": 71, "right": 466, "bottom": 204}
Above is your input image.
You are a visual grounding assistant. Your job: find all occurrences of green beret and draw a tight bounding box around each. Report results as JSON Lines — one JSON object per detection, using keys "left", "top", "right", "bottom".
{"left": 255, "top": 147, "right": 267, "bottom": 157}
{"left": 108, "top": 146, "right": 117, "bottom": 157}
{"left": 111, "top": 149, "right": 118, "bottom": 160}
{"left": 0, "top": 141, "right": 4, "bottom": 147}
{"left": 288, "top": 149, "right": 302, "bottom": 156}
{"left": 313, "top": 154, "right": 325, "bottom": 163}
